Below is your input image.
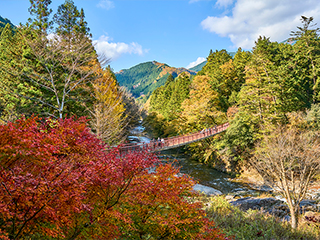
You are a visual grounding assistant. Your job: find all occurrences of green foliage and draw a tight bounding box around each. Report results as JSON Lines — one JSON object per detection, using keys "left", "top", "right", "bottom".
{"left": 223, "top": 112, "right": 256, "bottom": 162}
{"left": 54, "top": 0, "right": 90, "bottom": 38}
{"left": 0, "top": 24, "right": 41, "bottom": 121}
{"left": 189, "top": 60, "right": 207, "bottom": 72}
{"left": 28, "top": 0, "right": 53, "bottom": 34}
{"left": 0, "top": 16, "right": 15, "bottom": 33}
{"left": 306, "top": 103, "right": 320, "bottom": 129}
{"left": 0, "top": 0, "right": 101, "bottom": 120}
{"left": 146, "top": 16, "right": 320, "bottom": 170}
{"left": 146, "top": 73, "right": 192, "bottom": 138}
{"left": 206, "top": 196, "right": 320, "bottom": 240}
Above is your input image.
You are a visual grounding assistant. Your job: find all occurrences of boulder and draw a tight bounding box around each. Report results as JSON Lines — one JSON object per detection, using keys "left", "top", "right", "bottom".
{"left": 230, "top": 197, "right": 282, "bottom": 211}
{"left": 193, "top": 184, "right": 222, "bottom": 196}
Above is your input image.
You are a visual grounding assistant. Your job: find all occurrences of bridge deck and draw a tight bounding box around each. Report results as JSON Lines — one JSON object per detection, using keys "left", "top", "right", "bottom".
{"left": 120, "top": 123, "right": 229, "bottom": 153}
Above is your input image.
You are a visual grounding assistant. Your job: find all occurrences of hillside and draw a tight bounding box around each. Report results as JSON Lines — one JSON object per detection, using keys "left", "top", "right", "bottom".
{"left": 189, "top": 60, "right": 207, "bottom": 72}
{"left": 0, "top": 16, "right": 15, "bottom": 30}
{"left": 116, "top": 61, "right": 196, "bottom": 100}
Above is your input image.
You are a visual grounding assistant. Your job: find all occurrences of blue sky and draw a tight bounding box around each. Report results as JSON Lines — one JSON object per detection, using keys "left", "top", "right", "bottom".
{"left": 1, "top": 0, "right": 320, "bottom": 72}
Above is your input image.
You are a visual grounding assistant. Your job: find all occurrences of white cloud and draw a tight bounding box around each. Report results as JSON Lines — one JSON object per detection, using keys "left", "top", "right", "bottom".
{"left": 186, "top": 57, "right": 206, "bottom": 69}
{"left": 216, "top": 0, "right": 234, "bottom": 8}
{"left": 97, "top": 0, "right": 114, "bottom": 10}
{"left": 93, "top": 35, "right": 148, "bottom": 61}
{"left": 201, "top": 0, "right": 320, "bottom": 49}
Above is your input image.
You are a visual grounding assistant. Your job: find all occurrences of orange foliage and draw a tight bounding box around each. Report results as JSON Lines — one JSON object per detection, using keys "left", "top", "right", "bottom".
{"left": 0, "top": 117, "right": 226, "bottom": 239}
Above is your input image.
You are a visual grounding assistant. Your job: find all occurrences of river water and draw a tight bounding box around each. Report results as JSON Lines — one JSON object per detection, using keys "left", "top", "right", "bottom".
{"left": 129, "top": 125, "right": 253, "bottom": 195}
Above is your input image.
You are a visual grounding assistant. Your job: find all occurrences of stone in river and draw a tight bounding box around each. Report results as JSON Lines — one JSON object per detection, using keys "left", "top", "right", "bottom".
{"left": 193, "top": 184, "right": 222, "bottom": 196}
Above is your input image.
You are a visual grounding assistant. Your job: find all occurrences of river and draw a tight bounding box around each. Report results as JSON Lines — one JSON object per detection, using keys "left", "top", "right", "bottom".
{"left": 129, "top": 124, "right": 254, "bottom": 195}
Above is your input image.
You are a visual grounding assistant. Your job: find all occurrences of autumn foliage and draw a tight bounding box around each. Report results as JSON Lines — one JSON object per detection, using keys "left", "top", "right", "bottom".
{"left": 0, "top": 116, "right": 225, "bottom": 239}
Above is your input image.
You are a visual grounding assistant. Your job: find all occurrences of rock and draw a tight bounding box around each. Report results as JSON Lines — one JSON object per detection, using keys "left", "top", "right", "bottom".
{"left": 273, "top": 204, "right": 289, "bottom": 212}
{"left": 230, "top": 197, "right": 282, "bottom": 211}
{"left": 300, "top": 199, "right": 316, "bottom": 207}
{"left": 225, "top": 195, "right": 235, "bottom": 201}
{"left": 299, "top": 200, "right": 318, "bottom": 213}
{"left": 193, "top": 184, "right": 222, "bottom": 196}
{"left": 282, "top": 215, "right": 291, "bottom": 222}
{"left": 268, "top": 209, "right": 288, "bottom": 218}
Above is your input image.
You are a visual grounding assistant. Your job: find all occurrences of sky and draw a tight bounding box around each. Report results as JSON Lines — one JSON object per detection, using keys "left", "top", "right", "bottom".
{"left": 1, "top": 0, "right": 320, "bottom": 72}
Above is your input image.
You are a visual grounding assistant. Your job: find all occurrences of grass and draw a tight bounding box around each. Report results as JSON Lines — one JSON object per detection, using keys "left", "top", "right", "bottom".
{"left": 204, "top": 196, "right": 320, "bottom": 240}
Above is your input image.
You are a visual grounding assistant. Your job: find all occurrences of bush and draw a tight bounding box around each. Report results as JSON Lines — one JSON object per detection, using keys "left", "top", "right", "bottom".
{"left": 206, "top": 196, "right": 320, "bottom": 240}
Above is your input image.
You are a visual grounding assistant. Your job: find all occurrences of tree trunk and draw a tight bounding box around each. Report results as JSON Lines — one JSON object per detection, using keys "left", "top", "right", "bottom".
{"left": 289, "top": 206, "right": 299, "bottom": 229}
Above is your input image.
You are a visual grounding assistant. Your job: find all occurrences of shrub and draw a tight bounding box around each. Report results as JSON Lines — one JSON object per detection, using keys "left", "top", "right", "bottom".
{"left": 206, "top": 196, "right": 320, "bottom": 240}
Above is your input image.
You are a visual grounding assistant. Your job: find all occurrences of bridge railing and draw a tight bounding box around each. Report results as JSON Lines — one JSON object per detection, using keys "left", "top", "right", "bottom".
{"left": 119, "top": 122, "right": 229, "bottom": 153}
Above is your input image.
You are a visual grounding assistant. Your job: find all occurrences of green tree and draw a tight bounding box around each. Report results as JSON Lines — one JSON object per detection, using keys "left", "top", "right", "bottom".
{"left": 290, "top": 16, "right": 320, "bottom": 103}
{"left": 28, "top": 0, "right": 53, "bottom": 35}
{"left": 166, "top": 72, "right": 191, "bottom": 120}
{"left": 165, "top": 73, "right": 174, "bottom": 86}
{"left": 0, "top": 24, "right": 42, "bottom": 122}
{"left": 53, "top": 0, "right": 90, "bottom": 41}
{"left": 199, "top": 50, "right": 233, "bottom": 112}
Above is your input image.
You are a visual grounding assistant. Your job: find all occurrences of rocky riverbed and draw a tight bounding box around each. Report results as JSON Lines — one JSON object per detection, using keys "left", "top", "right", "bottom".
{"left": 129, "top": 124, "right": 320, "bottom": 224}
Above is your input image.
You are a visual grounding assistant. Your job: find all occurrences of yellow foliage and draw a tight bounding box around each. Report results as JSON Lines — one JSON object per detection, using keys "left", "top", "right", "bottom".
{"left": 89, "top": 68, "right": 127, "bottom": 145}
{"left": 180, "top": 75, "right": 225, "bottom": 129}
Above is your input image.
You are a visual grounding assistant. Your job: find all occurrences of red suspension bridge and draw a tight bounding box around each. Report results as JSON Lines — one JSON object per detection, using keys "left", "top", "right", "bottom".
{"left": 120, "top": 122, "right": 229, "bottom": 153}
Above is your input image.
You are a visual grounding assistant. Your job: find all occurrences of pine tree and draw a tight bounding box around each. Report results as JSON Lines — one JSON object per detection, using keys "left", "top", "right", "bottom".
{"left": 291, "top": 16, "right": 320, "bottom": 103}
{"left": 28, "top": 0, "right": 53, "bottom": 35}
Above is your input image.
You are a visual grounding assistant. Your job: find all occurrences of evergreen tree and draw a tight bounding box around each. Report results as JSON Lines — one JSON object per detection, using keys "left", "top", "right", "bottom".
{"left": 199, "top": 49, "right": 233, "bottom": 112}
{"left": 28, "top": 0, "right": 53, "bottom": 35}
{"left": 291, "top": 16, "right": 320, "bottom": 103}
{"left": 0, "top": 24, "right": 42, "bottom": 122}
{"left": 166, "top": 72, "right": 191, "bottom": 120}
{"left": 165, "top": 73, "right": 174, "bottom": 86}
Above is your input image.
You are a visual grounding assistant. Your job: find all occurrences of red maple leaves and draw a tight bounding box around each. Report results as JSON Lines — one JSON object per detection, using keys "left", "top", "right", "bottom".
{"left": 0, "top": 116, "right": 226, "bottom": 239}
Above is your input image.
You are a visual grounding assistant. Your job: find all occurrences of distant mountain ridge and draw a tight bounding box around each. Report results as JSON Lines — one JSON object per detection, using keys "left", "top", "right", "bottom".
{"left": 116, "top": 61, "right": 197, "bottom": 100}
{"left": 189, "top": 60, "right": 207, "bottom": 72}
{"left": 0, "top": 15, "right": 15, "bottom": 30}
{"left": 115, "top": 51, "right": 238, "bottom": 101}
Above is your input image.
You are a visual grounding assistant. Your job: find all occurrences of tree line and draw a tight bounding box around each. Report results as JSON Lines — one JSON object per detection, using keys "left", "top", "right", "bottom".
{"left": 146, "top": 16, "right": 320, "bottom": 229}
{"left": 0, "top": 0, "right": 143, "bottom": 146}
{"left": 0, "top": 1, "right": 231, "bottom": 239}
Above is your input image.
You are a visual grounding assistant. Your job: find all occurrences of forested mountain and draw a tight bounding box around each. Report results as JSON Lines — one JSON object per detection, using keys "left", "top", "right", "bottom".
{"left": 189, "top": 60, "right": 207, "bottom": 72}
{"left": 115, "top": 61, "right": 196, "bottom": 101}
{"left": 0, "top": 16, "right": 15, "bottom": 32}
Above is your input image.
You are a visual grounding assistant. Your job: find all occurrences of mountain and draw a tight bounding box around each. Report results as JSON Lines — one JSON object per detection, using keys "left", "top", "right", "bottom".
{"left": 0, "top": 16, "right": 16, "bottom": 30}
{"left": 189, "top": 61, "right": 207, "bottom": 72}
{"left": 115, "top": 51, "right": 238, "bottom": 101}
{"left": 116, "top": 61, "right": 196, "bottom": 100}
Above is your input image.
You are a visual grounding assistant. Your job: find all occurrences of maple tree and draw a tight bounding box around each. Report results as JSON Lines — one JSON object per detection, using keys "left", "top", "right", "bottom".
{"left": 116, "top": 162, "right": 227, "bottom": 240}
{"left": 0, "top": 116, "right": 104, "bottom": 238}
{"left": 0, "top": 116, "right": 226, "bottom": 239}
{"left": 0, "top": 116, "right": 157, "bottom": 239}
